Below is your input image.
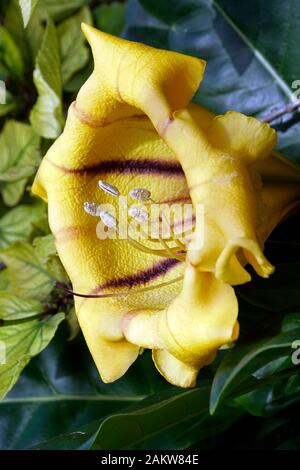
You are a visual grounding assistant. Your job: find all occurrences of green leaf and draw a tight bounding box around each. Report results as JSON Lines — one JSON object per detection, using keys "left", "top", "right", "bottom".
{"left": 210, "top": 314, "right": 300, "bottom": 414}
{"left": 236, "top": 373, "right": 300, "bottom": 418}
{"left": 0, "top": 91, "right": 16, "bottom": 117}
{"left": 92, "top": 388, "right": 210, "bottom": 450}
{"left": 0, "top": 313, "right": 64, "bottom": 400}
{"left": 0, "top": 120, "right": 40, "bottom": 182}
{"left": 215, "top": 0, "right": 299, "bottom": 93}
{"left": 63, "top": 59, "right": 93, "bottom": 93}
{"left": 32, "top": 386, "right": 244, "bottom": 450}
{"left": 139, "top": 0, "right": 198, "bottom": 25}
{"left": 132, "top": 402, "right": 244, "bottom": 450}
{"left": 0, "top": 292, "right": 43, "bottom": 320}
{"left": 0, "top": 25, "right": 24, "bottom": 77}
{"left": 4, "top": 0, "right": 33, "bottom": 67}
{"left": 237, "top": 263, "right": 300, "bottom": 312}
{"left": 30, "top": 421, "right": 100, "bottom": 450}
{"left": 32, "top": 388, "right": 210, "bottom": 449}
{"left": 0, "top": 241, "right": 55, "bottom": 300}
{"left": 33, "top": 234, "right": 69, "bottom": 283}
{"left": 38, "top": 0, "right": 87, "bottom": 21}
{"left": 30, "top": 19, "right": 64, "bottom": 139}
{"left": 0, "top": 120, "right": 40, "bottom": 206}
{"left": 0, "top": 269, "right": 10, "bottom": 291}
{"left": 1, "top": 180, "right": 28, "bottom": 207}
{"left": 0, "top": 336, "right": 167, "bottom": 449}
{"left": 125, "top": 0, "right": 300, "bottom": 161}
{"left": 65, "top": 306, "right": 80, "bottom": 341}
{"left": 58, "top": 6, "right": 92, "bottom": 86}
{"left": 0, "top": 202, "right": 45, "bottom": 248}
{"left": 18, "top": 0, "right": 39, "bottom": 27}
{"left": 33, "top": 233, "right": 57, "bottom": 262}
{"left": 93, "top": 2, "right": 126, "bottom": 36}
{"left": 5, "top": 0, "right": 45, "bottom": 65}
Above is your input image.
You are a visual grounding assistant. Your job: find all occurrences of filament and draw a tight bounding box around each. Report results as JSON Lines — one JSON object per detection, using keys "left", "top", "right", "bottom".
{"left": 58, "top": 275, "right": 184, "bottom": 299}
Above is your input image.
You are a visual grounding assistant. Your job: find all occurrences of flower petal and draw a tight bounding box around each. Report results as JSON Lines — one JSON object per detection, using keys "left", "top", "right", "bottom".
{"left": 207, "top": 111, "right": 276, "bottom": 163}
{"left": 77, "top": 24, "right": 206, "bottom": 130}
{"left": 32, "top": 26, "right": 207, "bottom": 382}
{"left": 160, "top": 108, "right": 276, "bottom": 284}
{"left": 123, "top": 265, "right": 238, "bottom": 387}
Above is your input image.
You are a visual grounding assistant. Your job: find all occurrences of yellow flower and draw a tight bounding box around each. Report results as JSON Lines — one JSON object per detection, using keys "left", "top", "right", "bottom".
{"left": 32, "top": 25, "right": 300, "bottom": 387}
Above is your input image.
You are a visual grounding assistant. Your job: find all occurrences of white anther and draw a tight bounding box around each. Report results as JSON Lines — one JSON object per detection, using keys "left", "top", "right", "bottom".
{"left": 128, "top": 205, "right": 149, "bottom": 223}
{"left": 129, "top": 188, "right": 151, "bottom": 201}
{"left": 98, "top": 180, "right": 120, "bottom": 196}
{"left": 83, "top": 201, "right": 101, "bottom": 217}
{"left": 99, "top": 211, "right": 118, "bottom": 230}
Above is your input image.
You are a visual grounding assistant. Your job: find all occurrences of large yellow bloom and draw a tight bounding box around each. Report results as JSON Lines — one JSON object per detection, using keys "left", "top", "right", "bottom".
{"left": 32, "top": 25, "right": 300, "bottom": 387}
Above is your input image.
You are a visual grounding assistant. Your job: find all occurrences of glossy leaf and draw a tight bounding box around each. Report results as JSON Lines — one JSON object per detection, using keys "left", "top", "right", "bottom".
{"left": 210, "top": 314, "right": 300, "bottom": 413}
{"left": 0, "top": 334, "right": 168, "bottom": 449}
{"left": 33, "top": 387, "right": 211, "bottom": 450}
{"left": 92, "top": 388, "right": 210, "bottom": 450}
{"left": 125, "top": 0, "right": 300, "bottom": 161}
{"left": 236, "top": 373, "right": 300, "bottom": 418}
{"left": 237, "top": 263, "right": 300, "bottom": 312}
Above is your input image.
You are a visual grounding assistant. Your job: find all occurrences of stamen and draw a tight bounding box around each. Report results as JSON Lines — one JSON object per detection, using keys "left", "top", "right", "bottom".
{"left": 99, "top": 210, "right": 118, "bottom": 230}
{"left": 158, "top": 236, "right": 184, "bottom": 262}
{"left": 128, "top": 205, "right": 149, "bottom": 223}
{"left": 57, "top": 275, "right": 184, "bottom": 299}
{"left": 128, "top": 236, "right": 173, "bottom": 258}
{"left": 129, "top": 188, "right": 151, "bottom": 201}
{"left": 84, "top": 186, "right": 188, "bottom": 262}
{"left": 98, "top": 180, "right": 120, "bottom": 196}
{"left": 128, "top": 236, "right": 185, "bottom": 261}
{"left": 83, "top": 201, "right": 101, "bottom": 217}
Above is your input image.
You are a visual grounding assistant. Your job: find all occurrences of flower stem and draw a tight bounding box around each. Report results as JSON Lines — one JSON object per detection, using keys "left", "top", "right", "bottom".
{"left": 261, "top": 99, "right": 300, "bottom": 123}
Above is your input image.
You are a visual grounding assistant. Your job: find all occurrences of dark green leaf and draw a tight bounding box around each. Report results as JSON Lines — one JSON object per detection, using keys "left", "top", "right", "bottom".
{"left": 0, "top": 25, "right": 24, "bottom": 77}
{"left": 131, "top": 402, "right": 244, "bottom": 450}
{"left": 93, "top": 2, "right": 126, "bottom": 36}
{"left": 236, "top": 373, "right": 300, "bottom": 417}
{"left": 125, "top": 0, "right": 300, "bottom": 161}
{"left": 210, "top": 314, "right": 300, "bottom": 414}
{"left": 92, "top": 388, "right": 210, "bottom": 450}
{"left": 4, "top": 0, "right": 33, "bottom": 67}
{"left": 0, "top": 335, "right": 168, "bottom": 449}
{"left": 139, "top": 0, "right": 199, "bottom": 25}
{"left": 237, "top": 263, "right": 300, "bottom": 312}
